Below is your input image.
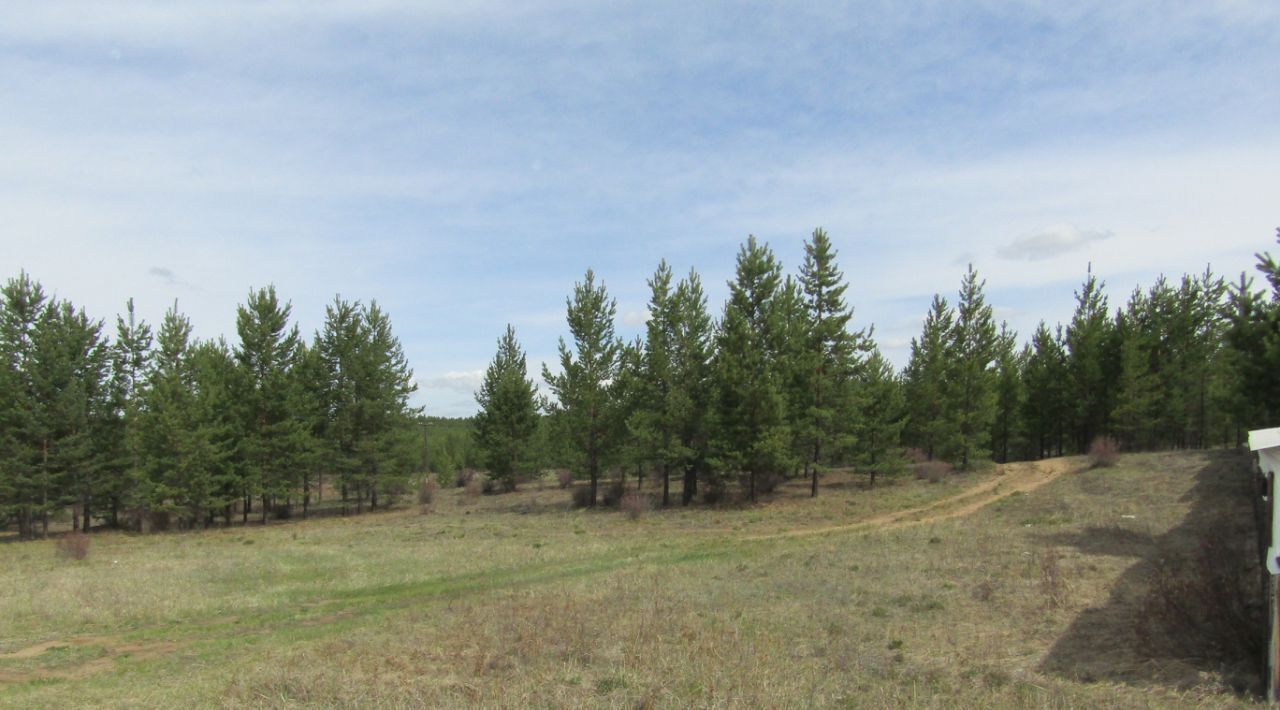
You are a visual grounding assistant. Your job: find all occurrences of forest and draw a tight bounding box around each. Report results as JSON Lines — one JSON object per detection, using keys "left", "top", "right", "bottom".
{"left": 3, "top": 228, "right": 1278, "bottom": 538}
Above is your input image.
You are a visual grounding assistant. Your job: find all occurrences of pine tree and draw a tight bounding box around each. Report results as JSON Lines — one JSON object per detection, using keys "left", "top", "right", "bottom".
{"left": 796, "top": 228, "right": 867, "bottom": 496}
{"left": 990, "top": 322, "right": 1024, "bottom": 463}
{"left": 1064, "top": 269, "right": 1114, "bottom": 451}
{"left": 138, "top": 303, "right": 197, "bottom": 526}
{"left": 107, "top": 298, "right": 153, "bottom": 528}
{"left": 0, "top": 272, "right": 48, "bottom": 538}
{"left": 474, "top": 325, "right": 540, "bottom": 491}
{"left": 948, "top": 265, "right": 998, "bottom": 469}
{"left": 854, "top": 349, "right": 906, "bottom": 487}
{"left": 542, "top": 269, "right": 622, "bottom": 507}
{"left": 631, "top": 262, "right": 676, "bottom": 504}
{"left": 354, "top": 301, "right": 420, "bottom": 507}
{"left": 234, "top": 286, "right": 302, "bottom": 522}
{"left": 1022, "top": 322, "right": 1068, "bottom": 458}
{"left": 713, "top": 236, "right": 792, "bottom": 502}
{"left": 670, "top": 270, "right": 715, "bottom": 505}
{"left": 903, "top": 295, "right": 954, "bottom": 461}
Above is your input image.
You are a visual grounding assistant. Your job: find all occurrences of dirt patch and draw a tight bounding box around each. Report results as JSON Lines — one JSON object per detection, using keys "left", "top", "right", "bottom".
{"left": 0, "top": 635, "right": 183, "bottom": 684}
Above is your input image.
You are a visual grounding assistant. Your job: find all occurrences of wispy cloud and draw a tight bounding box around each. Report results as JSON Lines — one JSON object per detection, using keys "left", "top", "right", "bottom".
{"left": 997, "top": 226, "right": 1113, "bottom": 262}
{"left": 148, "top": 266, "right": 179, "bottom": 284}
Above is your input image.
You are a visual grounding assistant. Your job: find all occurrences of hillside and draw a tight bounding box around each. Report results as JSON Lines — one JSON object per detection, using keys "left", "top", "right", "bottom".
{"left": 0, "top": 450, "right": 1263, "bottom": 707}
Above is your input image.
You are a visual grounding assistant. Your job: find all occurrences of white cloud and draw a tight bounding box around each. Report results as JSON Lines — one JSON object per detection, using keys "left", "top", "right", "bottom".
{"left": 621, "top": 309, "right": 650, "bottom": 326}
{"left": 997, "top": 226, "right": 1113, "bottom": 261}
{"left": 420, "top": 370, "right": 484, "bottom": 394}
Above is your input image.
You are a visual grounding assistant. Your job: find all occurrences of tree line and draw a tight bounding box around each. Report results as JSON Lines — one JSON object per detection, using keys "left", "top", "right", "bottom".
{"left": 475, "top": 229, "right": 1278, "bottom": 506}
{"left": 5, "top": 228, "right": 1277, "bottom": 532}
{"left": 0, "top": 278, "right": 420, "bottom": 539}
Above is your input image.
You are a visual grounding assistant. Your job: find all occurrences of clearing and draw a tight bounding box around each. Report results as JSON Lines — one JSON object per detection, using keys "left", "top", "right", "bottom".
{"left": 0, "top": 450, "right": 1264, "bottom": 707}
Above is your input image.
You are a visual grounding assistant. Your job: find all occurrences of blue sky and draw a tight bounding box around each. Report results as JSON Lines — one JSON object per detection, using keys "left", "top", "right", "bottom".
{"left": 2, "top": 1, "right": 1278, "bottom": 416}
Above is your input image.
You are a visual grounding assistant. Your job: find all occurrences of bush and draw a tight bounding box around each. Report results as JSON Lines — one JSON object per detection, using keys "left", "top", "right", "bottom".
{"left": 272, "top": 503, "right": 292, "bottom": 520}
{"left": 418, "top": 477, "right": 439, "bottom": 513}
{"left": 464, "top": 476, "right": 483, "bottom": 498}
{"left": 904, "top": 447, "right": 930, "bottom": 464}
{"left": 701, "top": 484, "right": 728, "bottom": 506}
{"left": 601, "top": 480, "right": 625, "bottom": 507}
{"left": 481, "top": 476, "right": 500, "bottom": 495}
{"left": 916, "top": 460, "right": 952, "bottom": 483}
{"left": 756, "top": 472, "right": 785, "bottom": 495}
{"left": 1088, "top": 435, "right": 1120, "bottom": 468}
{"left": 556, "top": 469, "right": 575, "bottom": 489}
{"left": 56, "top": 531, "right": 90, "bottom": 560}
{"left": 570, "top": 484, "right": 594, "bottom": 508}
{"left": 456, "top": 469, "right": 479, "bottom": 489}
{"left": 620, "top": 491, "right": 650, "bottom": 520}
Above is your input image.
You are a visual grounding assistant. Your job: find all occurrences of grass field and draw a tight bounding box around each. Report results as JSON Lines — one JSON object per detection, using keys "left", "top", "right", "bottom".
{"left": 0, "top": 450, "right": 1265, "bottom": 708}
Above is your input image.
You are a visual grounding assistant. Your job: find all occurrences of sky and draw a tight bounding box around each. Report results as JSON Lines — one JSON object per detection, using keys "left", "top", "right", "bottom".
{"left": 2, "top": 1, "right": 1278, "bottom": 416}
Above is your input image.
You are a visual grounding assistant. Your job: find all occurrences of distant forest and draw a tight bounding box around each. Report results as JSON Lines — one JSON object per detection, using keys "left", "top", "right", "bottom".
{"left": 4, "top": 229, "right": 1279, "bottom": 537}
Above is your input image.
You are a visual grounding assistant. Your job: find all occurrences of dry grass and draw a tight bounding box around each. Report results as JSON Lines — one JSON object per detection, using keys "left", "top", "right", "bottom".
{"left": 0, "top": 451, "right": 1263, "bottom": 708}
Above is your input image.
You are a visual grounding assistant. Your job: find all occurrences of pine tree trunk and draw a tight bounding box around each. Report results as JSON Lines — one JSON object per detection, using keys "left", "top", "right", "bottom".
{"left": 661, "top": 464, "right": 669, "bottom": 507}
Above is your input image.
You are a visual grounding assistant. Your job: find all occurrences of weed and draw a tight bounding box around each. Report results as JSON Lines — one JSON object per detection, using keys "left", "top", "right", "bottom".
{"left": 1038, "top": 548, "right": 1066, "bottom": 610}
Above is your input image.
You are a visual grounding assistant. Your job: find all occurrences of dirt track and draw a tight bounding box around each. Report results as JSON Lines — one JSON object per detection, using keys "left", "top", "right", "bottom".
{"left": 749, "top": 456, "right": 1081, "bottom": 541}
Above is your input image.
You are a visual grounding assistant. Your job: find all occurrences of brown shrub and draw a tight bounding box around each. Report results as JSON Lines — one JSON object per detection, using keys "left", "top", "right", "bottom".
{"left": 916, "top": 460, "right": 952, "bottom": 483}
{"left": 418, "top": 477, "right": 439, "bottom": 513}
{"left": 570, "top": 484, "right": 594, "bottom": 508}
{"left": 904, "top": 447, "right": 930, "bottom": 464}
{"left": 601, "top": 480, "right": 625, "bottom": 507}
{"left": 456, "top": 469, "right": 479, "bottom": 488}
{"left": 57, "top": 531, "right": 90, "bottom": 561}
{"left": 465, "top": 476, "right": 483, "bottom": 498}
{"left": 556, "top": 469, "right": 574, "bottom": 489}
{"left": 1088, "top": 435, "right": 1120, "bottom": 468}
{"left": 620, "top": 492, "right": 650, "bottom": 520}
{"left": 701, "top": 484, "right": 728, "bottom": 506}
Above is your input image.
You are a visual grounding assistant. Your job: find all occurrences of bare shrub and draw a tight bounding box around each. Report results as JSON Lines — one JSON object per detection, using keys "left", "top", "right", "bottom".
{"left": 756, "top": 472, "right": 785, "bottom": 495}
{"left": 620, "top": 492, "right": 650, "bottom": 520}
{"left": 456, "top": 469, "right": 479, "bottom": 489}
{"left": 1134, "top": 533, "right": 1264, "bottom": 666}
{"left": 570, "top": 484, "right": 593, "bottom": 509}
{"left": 917, "top": 460, "right": 952, "bottom": 483}
{"left": 601, "top": 480, "right": 625, "bottom": 507}
{"left": 701, "top": 484, "right": 728, "bottom": 506}
{"left": 465, "top": 476, "right": 483, "bottom": 498}
{"left": 1088, "top": 435, "right": 1121, "bottom": 468}
{"left": 1038, "top": 548, "right": 1066, "bottom": 610}
{"left": 57, "top": 531, "right": 90, "bottom": 561}
{"left": 904, "top": 447, "right": 930, "bottom": 464}
{"left": 481, "top": 476, "right": 500, "bottom": 495}
{"left": 418, "top": 477, "right": 439, "bottom": 514}
{"left": 556, "top": 469, "right": 574, "bottom": 489}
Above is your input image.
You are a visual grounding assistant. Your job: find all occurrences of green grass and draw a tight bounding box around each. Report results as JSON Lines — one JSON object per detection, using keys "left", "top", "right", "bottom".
{"left": 0, "top": 451, "right": 1264, "bottom": 707}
